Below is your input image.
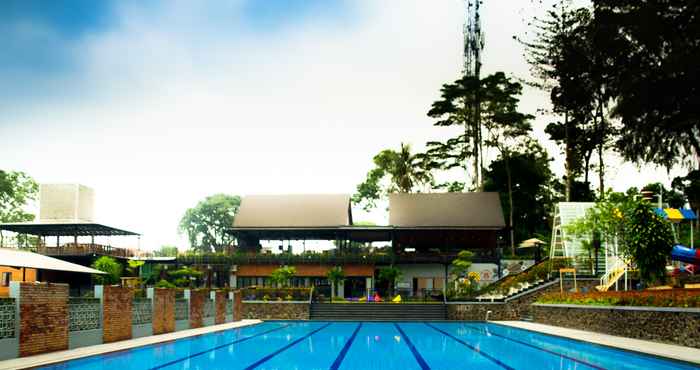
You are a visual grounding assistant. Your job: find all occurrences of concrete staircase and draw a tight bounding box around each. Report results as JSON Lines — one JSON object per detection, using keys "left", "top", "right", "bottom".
{"left": 310, "top": 303, "right": 447, "bottom": 321}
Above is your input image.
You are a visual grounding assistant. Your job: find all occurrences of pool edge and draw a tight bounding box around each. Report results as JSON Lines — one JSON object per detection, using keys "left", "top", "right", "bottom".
{"left": 492, "top": 320, "right": 700, "bottom": 366}
{"left": 0, "top": 320, "right": 263, "bottom": 370}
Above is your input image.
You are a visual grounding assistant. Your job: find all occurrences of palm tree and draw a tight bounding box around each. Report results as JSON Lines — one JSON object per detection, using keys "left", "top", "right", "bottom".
{"left": 326, "top": 266, "right": 345, "bottom": 302}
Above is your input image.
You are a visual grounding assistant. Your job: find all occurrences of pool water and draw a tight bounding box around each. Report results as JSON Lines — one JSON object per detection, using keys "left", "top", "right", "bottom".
{"left": 40, "top": 321, "right": 698, "bottom": 370}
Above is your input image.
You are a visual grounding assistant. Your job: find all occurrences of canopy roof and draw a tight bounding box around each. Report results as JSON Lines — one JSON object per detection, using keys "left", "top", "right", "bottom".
{"left": 0, "top": 248, "right": 105, "bottom": 274}
{"left": 389, "top": 192, "right": 505, "bottom": 229}
{"left": 0, "top": 222, "right": 139, "bottom": 236}
{"left": 654, "top": 208, "right": 697, "bottom": 222}
{"left": 233, "top": 194, "right": 352, "bottom": 228}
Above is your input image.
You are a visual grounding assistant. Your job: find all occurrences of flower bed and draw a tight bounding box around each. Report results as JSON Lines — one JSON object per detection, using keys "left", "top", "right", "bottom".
{"left": 536, "top": 288, "right": 700, "bottom": 308}
{"left": 471, "top": 258, "right": 572, "bottom": 298}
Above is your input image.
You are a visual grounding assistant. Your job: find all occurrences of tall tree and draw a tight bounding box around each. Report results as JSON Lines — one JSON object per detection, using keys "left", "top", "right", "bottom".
{"left": 426, "top": 74, "right": 482, "bottom": 190}
{"left": 519, "top": 1, "right": 598, "bottom": 200}
{"left": 179, "top": 194, "right": 241, "bottom": 253}
{"left": 594, "top": 0, "right": 700, "bottom": 168}
{"left": 352, "top": 143, "right": 432, "bottom": 211}
{"left": 426, "top": 72, "right": 533, "bottom": 253}
{"left": 484, "top": 141, "right": 558, "bottom": 251}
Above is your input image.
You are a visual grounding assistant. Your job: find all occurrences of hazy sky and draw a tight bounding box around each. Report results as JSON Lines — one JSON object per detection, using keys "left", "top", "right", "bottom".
{"left": 0, "top": 0, "right": 684, "bottom": 251}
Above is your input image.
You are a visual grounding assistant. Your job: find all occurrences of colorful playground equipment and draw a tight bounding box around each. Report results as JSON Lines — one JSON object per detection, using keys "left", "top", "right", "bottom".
{"left": 671, "top": 244, "right": 700, "bottom": 264}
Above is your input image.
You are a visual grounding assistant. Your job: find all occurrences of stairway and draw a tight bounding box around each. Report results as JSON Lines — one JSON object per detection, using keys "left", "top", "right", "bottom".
{"left": 310, "top": 303, "right": 447, "bottom": 321}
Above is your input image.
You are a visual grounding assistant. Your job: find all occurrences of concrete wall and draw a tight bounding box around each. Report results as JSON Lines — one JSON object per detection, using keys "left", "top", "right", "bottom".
{"left": 241, "top": 302, "right": 309, "bottom": 320}
{"left": 533, "top": 304, "right": 700, "bottom": 348}
{"left": 69, "top": 329, "right": 102, "bottom": 349}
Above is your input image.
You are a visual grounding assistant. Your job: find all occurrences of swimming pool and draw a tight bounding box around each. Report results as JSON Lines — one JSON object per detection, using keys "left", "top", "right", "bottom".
{"left": 39, "top": 321, "right": 697, "bottom": 370}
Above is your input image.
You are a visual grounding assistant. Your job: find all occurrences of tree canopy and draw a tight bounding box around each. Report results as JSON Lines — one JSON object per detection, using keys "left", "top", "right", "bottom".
{"left": 352, "top": 143, "right": 432, "bottom": 211}
{"left": 0, "top": 170, "right": 38, "bottom": 223}
{"left": 594, "top": 0, "right": 700, "bottom": 168}
{"left": 179, "top": 194, "right": 241, "bottom": 253}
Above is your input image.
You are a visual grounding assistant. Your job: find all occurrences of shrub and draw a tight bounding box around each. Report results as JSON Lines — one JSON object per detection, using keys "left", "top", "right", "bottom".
{"left": 537, "top": 289, "right": 700, "bottom": 308}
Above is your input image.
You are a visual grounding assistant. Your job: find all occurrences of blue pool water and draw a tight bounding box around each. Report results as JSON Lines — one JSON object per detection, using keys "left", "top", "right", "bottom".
{"left": 41, "top": 321, "right": 698, "bottom": 370}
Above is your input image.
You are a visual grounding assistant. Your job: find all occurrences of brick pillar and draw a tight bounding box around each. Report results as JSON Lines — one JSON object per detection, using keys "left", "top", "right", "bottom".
{"left": 11, "top": 282, "right": 69, "bottom": 357}
{"left": 97, "top": 285, "right": 133, "bottom": 343}
{"left": 233, "top": 290, "right": 242, "bottom": 321}
{"left": 214, "top": 291, "right": 226, "bottom": 325}
{"left": 149, "top": 288, "right": 175, "bottom": 335}
{"left": 188, "top": 290, "right": 206, "bottom": 329}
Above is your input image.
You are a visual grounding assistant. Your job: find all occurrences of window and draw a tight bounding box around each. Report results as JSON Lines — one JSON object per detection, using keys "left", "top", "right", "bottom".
{"left": 1, "top": 272, "right": 10, "bottom": 287}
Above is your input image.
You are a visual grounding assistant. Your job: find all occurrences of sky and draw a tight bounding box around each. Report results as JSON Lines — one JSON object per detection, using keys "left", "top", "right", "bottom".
{"left": 0, "top": 0, "right": 686, "bottom": 251}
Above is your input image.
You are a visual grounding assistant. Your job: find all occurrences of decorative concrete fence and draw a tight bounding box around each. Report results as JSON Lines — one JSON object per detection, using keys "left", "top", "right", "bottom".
{"left": 68, "top": 297, "right": 101, "bottom": 349}
{"left": 0, "top": 282, "right": 241, "bottom": 360}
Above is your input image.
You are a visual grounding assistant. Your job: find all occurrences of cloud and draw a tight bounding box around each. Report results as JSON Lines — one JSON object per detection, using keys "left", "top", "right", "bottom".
{"left": 0, "top": 0, "right": 685, "bottom": 250}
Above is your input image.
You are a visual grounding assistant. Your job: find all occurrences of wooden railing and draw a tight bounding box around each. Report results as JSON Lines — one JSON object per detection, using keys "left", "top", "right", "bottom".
{"left": 37, "top": 243, "right": 134, "bottom": 258}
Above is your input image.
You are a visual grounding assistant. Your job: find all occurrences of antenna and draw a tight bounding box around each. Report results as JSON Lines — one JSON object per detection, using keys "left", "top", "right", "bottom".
{"left": 463, "top": 0, "right": 485, "bottom": 189}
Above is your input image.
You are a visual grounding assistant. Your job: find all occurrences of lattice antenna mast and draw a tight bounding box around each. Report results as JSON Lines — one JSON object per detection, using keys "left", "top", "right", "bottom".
{"left": 463, "top": 0, "right": 485, "bottom": 190}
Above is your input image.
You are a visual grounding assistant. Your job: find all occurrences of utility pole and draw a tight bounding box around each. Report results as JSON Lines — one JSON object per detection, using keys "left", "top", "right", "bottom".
{"left": 463, "top": 0, "right": 485, "bottom": 190}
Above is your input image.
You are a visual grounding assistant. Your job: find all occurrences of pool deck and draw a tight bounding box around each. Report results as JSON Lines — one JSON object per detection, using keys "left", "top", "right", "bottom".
{"left": 0, "top": 319, "right": 262, "bottom": 370}
{"left": 495, "top": 320, "right": 700, "bottom": 365}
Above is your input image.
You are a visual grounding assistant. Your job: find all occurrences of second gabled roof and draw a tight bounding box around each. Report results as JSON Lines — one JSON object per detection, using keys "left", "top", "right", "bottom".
{"left": 233, "top": 194, "right": 352, "bottom": 228}
{"left": 389, "top": 192, "right": 505, "bottom": 229}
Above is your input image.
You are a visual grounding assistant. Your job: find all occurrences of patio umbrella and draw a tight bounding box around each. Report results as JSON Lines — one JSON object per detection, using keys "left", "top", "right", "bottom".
{"left": 518, "top": 238, "right": 545, "bottom": 249}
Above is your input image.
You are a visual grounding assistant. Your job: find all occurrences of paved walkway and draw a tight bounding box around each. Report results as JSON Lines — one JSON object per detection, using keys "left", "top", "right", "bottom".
{"left": 0, "top": 320, "right": 262, "bottom": 370}
{"left": 495, "top": 320, "right": 700, "bottom": 365}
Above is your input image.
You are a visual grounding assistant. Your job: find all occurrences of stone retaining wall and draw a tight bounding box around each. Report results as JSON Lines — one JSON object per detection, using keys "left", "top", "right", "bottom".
{"left": 533, "top": 303, "right": 700, "bottom": 348}
{"left": 241, "top": 302, "right": 309, "bottom": 320}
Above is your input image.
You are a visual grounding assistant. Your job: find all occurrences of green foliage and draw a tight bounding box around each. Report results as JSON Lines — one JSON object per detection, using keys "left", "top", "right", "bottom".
{"left": 377, "top": 266, "right": 402, "bottom": 295}
{"left": 326, "top": 266, "right": 345, "bottom": 284}
{"left": 241, "top": 287, "right": 311, "bottom": 301}
{"left": 425, "top": 72, "right": 533, "bottom": 191}
{"left": 167, "top": 267, "right": 204, "bottom": 288}
{"left": 594, "top": 1, "right": 700, "bottom": 168}
{"left": 155, "top": 279, "right": 176, "bottom": 289}
{"left": 126, "top": 260, "right": 145, "bottom": 277}
{"left": 520, "top": 2, "right": 612, "bottom": 200}
{"left": 484, "top": 140, "right": 558, "bottom": 250}
{"left": 639, "top": 183, "right": 685, "bottom": 209}
{"left": 352, "top": 143, "right": 432, "bottom": 211}
{"left": 269, "top": 266, "right": 296, "bottom": 287}
{"left": 567, "top": 195, "right": 675, "bottom": 285}
{"left": 326, "top": 266, "right": 345, "bottom": 300}
{"left": 0, "top": 170, "right": 38, "bottom": 223}
{"left": 450, "top": 250, "right": 474, "bottom": 278}
{"left": 672, "top": 170, "right": 700, "bottom": 210}
{"left": 476, "top": 259, "right": 573, "bottom": 298}
{"left": 179, "top": 194, "right": 241, "bottom": 253}
{"left": 91, "top": 256, "right": 122, "bottom": 285}
{"left": 537, "top": 290, "right": 700, "bottom": 308}
{"left": 154, "top": 245, "right": 179, "bottom": 257}
{"left": 627, "top": 202, "right": 674, "bottom": 285}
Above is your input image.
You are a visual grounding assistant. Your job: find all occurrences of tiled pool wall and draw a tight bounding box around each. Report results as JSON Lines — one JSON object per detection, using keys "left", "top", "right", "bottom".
{"left": 0, "top": 282, "right": 240, "bottom": 360}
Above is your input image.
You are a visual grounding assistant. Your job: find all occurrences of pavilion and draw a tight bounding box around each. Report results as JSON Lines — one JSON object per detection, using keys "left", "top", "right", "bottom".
{"left": 228, "top": 192, "right": 505, "bottom": 298}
